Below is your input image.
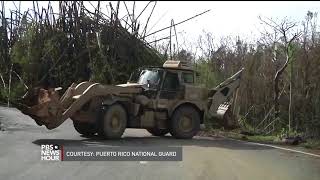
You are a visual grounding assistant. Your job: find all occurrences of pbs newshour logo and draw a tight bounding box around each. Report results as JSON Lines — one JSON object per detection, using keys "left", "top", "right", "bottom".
{"left": 41, "top": 144, "right": 62, "bottom": 161}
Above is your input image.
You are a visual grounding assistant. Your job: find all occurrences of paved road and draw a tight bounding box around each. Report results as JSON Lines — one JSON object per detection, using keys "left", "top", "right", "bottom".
{"left": 0, "top": 107, "right": 320, "bottom": 180}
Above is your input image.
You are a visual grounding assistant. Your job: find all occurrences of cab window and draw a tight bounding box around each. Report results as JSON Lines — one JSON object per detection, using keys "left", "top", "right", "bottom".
{"left": 182, "top": 72, "right": 194, "bottom": 84}
{"left": 162, "top": 72, "right": 180, "bottom": 91}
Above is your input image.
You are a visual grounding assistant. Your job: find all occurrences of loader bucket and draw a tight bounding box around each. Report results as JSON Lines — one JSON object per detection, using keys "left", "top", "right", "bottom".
{"left": 17, "top": 87, "right": 64, "bottom": 129}
{"left": 16, "top": 81, "right": 142, "bottom": 130}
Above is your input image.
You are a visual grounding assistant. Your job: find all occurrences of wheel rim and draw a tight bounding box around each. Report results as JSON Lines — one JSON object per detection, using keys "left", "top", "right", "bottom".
{"left": 179, "top": 115, "right": 193, "bottom": 132}
{"left": 106, "top": 111, "right": 122, "bottom": 131}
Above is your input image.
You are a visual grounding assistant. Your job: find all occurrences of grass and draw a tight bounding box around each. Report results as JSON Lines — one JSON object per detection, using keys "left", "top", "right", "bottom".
{"left": 209, "top": 129, "right": 320, "bottom": 149}
{"left": 225, "top": 133, "right": 281, "bottom": 144}
{"left": 200, "top": 128, "right": 302, "bottom": 146}
{"left": 246, "top": 135, "right": 280, "bottom": 143}
{"left": 300, "top": 139, "right": 320, "bottom": 149}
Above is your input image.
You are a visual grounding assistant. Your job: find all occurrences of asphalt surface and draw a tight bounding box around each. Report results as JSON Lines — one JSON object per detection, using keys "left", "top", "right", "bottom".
{"left": 0, "top": 106, "right": 320, "bottom": 180}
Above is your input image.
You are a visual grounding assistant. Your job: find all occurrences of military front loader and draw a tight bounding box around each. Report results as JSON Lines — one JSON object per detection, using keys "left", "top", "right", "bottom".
{"left": 18, "top": 60, "right": 244, "bottom": 139}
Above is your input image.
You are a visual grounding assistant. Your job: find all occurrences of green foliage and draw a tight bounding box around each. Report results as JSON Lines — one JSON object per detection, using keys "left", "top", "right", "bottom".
{"left": 2, "top": 3, "right": 165, "bottom": 102}
{"left": 246, "top": 135, "right": 280, "bottom": 143}
{"left": 195, "top": 59, "right": 223, "bottom": 88}
{"left": 301, "top": 139, "right": 320, "bottom": 149}
{"left": 278, "top": 127, "right": 302, "bottom": 139}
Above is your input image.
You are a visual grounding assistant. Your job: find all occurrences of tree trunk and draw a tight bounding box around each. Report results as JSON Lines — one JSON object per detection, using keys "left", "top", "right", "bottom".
{"left": 289, "top": 77, "right": 292, "bottom": 133}
{"left": 7, "top": 63, "right": 13, "bottom": 107}
{"left": 0, "top": 72, "right": 6, "bottom": 89}
{"left": 274, "top": 52, "right": 290, "bottom": 120}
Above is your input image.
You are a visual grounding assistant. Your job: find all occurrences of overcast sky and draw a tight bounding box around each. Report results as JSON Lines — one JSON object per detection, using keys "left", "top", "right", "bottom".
{"left": 2, "top": 1, "right": 320, "bottom": 51}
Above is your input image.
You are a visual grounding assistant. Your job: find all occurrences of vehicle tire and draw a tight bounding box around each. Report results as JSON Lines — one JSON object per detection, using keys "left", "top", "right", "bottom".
{"left": 147, "top": 128, "right": 169, "bottom": 136}
{"left": 97, "top": 103, "right": 127, "bottom": 139}
{"left": 169, "top": 105, "right": 200, "bottom": 139}
{"left": 73, "top": 121, "right": 97, "bottom": 136}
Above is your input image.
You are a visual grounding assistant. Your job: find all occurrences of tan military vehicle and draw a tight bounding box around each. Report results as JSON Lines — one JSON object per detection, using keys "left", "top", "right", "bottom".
{"left": 18, "top": 60, "right": 243, "bottom": 139}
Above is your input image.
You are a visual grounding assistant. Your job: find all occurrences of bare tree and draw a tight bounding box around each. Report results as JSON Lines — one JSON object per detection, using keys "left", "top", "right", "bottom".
{"left": 259, "top": 16, "right": 301, "bottom": 133}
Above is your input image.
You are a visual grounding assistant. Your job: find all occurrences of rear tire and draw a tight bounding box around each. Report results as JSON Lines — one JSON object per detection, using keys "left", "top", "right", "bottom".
{"left": 73, "top": 121, "right": 97, "bottom": 136}
{"left": 147, "top": 128, "right": 169, "bottom": 136}
{"left": 169, "top": 105, "right": 200, "bottom": 139}
{"left": 97, "top": 103, "right": 127, "bottom": 139}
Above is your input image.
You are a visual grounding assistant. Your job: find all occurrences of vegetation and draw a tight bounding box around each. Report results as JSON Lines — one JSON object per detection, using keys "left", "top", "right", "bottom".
{"left": 0, "top": 1, "right": 164, "bottom": 99}
{"left": 301, "top": 139, "right": 320, "bottom": 149}
{"left": 0, "top": 2, "right": 319, "bottom": 140}
{"left": 172, "top": 13, "right": 320, "bottom": 140}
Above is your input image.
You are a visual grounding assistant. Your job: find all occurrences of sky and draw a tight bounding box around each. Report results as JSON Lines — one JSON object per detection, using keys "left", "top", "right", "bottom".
{"left": 2, "top": 1, "right": 320, "bottom": 52}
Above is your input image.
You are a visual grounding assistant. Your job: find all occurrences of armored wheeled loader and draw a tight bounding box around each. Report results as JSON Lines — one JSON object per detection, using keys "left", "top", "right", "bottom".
{"left": 18, "top": 60, "right": 243, "bottom": 139}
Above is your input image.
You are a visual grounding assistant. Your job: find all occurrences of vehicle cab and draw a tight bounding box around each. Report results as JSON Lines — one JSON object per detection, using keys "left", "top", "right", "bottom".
{"left": 126, "top": 60, "right": 203, "bottom": 98}
{"left": 125, "top": 60, "right": 207, "bottom": 124}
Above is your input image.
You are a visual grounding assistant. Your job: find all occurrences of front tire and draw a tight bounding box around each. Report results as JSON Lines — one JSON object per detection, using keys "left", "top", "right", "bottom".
{"left": 73, "top": 121, "right": 97, "bottom": 136}
{"left": 97, "top": 103, "right": 127, "bottom": 139}
{"left": 169, "top": 105, "right": 200, "bottom": 139}
{"left": 147, "top": 128, "right": 169, "bottom": 136}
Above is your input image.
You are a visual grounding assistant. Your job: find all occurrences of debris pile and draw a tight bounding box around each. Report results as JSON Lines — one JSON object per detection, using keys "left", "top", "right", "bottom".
{"left": 0, "top": 1, "right": 166, "bottom": 107}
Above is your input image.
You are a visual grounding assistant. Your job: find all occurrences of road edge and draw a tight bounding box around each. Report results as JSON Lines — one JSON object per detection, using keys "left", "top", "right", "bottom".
{"left": 223, "top": 136, "right": 320, "bottom": 158}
